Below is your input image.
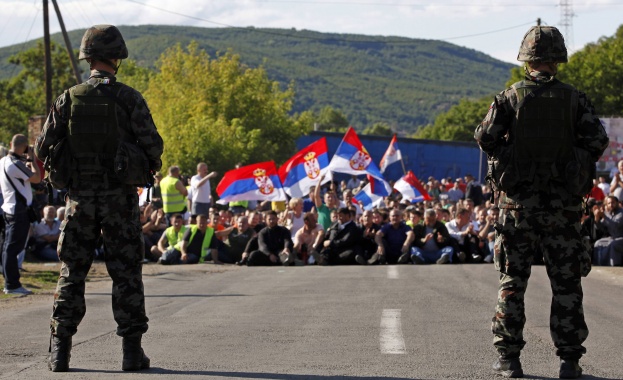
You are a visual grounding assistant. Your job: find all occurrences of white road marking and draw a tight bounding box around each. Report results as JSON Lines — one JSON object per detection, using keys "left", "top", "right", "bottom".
{"left": 387, "top": 266, "right": 399, "bottom": 279}
{"left": 380, "top": 309, "right": 406, "bottom": 354}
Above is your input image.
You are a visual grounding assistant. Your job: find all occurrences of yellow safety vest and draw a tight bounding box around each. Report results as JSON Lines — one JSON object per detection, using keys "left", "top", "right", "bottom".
{"left": 161, "top": 176, "right": 186, "bottom": 213}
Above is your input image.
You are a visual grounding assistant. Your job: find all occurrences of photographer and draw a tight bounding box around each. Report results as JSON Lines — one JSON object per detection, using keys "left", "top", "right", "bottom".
{"left": 0, "top": 134, "right": 42, "bottom": 295}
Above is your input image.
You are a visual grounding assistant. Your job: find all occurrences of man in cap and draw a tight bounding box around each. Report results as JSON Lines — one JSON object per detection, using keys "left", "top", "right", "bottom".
{"left": 475, "top": 25, "right": 608, "bottom": 378}
{"left": 36, "top": 25, "right": 163, "bottom": 372}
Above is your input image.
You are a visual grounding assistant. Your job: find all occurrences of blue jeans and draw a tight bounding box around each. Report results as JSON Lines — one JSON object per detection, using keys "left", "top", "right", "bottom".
{"left": 2, "top": 209, "right": 30, "bottom": 290}
{"left": 410, "top": 246, "right": 454, "bottom": 264}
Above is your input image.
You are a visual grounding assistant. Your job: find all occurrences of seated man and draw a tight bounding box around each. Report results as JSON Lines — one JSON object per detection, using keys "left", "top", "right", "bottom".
{"left": 355, "top": 210, "right": 381, "bottom": 265}
{"left": 224, "top": 215, "right": 256, "bottom": 264}
{"left": 593, "top": 195, "right": 623, "bottom": 266}
{"left": 32, "top": 205, "right": 61, "bottom": 261}
{"left": 142, "top": 205, "right": 167, "bottom": 261}
{"left": 476, "top": 207, "right": 499, "bottom": 263}
{"left": 293, "top": 212, "right": 324, "bottom": 265}
{"left": 159, "top": 214, "right": 218, "bottom": 265}
{"left": 370, "top": 209, "right": 414, "bottom": 264}
{"left": 153, "top": 213, "right": 187, "bottom": 260}
{"left": 446, "top": 207, "right": 482, "bottom": 263}
{"left": 317, "top": 207, "right": 362, "bottom": 265}
{"left": 247, "top": 211, "right": 294, "bottom": 266}
{"left": 410, "top": 209, "right": 454, "bottom": 264}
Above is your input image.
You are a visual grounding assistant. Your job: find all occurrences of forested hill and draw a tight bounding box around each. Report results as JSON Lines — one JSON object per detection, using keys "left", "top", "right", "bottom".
{"left": 0, "top": 25, "right": 515, "bottom": 134}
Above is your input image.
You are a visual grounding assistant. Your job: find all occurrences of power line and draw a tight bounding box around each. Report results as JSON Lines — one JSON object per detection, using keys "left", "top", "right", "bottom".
{"left": 121, "top": 0, "right": 536, "bottom": 43}
{"left": 9, "top": 7, "right": 41, "bottom": 78}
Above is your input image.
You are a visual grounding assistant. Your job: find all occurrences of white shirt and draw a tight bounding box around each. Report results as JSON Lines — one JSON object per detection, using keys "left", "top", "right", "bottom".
{"left": 445, "top": 219, "right": 477, "bottom": 245}
{"left": 288, "top": 212, "right": 305, "bottom": 239}
{"left": 190, "top": 174, "right": 211, "bottom": 204}
{"left": 598, "top": 182, "right": 611, "bottom": 195}
{"left": 34, "top": 219, "right": 61, "bottom": 242}
{"left": 0, "top": 155, "right": 33, "bottom": 214}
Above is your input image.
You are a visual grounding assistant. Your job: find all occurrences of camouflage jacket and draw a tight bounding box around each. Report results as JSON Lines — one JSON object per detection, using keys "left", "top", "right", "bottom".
{"left": 35, "top": 70, "right": 164, "bottom": 195}
{"left": 474, "top": 73, "right": 609, "bottom": 210}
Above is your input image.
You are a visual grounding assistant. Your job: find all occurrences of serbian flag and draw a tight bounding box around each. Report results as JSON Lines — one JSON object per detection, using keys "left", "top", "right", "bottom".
{"left": 393, "top": 171, "right": 431, "bottom": 203}
{"left": 379, "top": 134, "right": 402, "bottom": 173}
{"left": 327, "top": 126, "right": 384, "bottom": 181}
{"left": 353, "top": 175, "right": 392, "bottom": 210}
{"left": 216, "top": 161, "right": 287, "bottom": 204}
{"left": 278, "top": 138, "right": 331, "bottom": 198}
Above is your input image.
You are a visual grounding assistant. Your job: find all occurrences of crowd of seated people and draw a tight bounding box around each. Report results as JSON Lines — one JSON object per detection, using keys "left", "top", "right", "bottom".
{"left": 147, "top": 166, "right": 510, "bottom": 268}
{"left": 13, "top": 159, "right": 622, "bottom": 269}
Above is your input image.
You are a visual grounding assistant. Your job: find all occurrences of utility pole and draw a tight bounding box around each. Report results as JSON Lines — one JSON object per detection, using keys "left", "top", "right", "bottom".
{"left": 43, "top": 0, "right": 53, "bottom": 111}
{"left": 559, "top": 0, "right": 575, "bottom": 51}
{"left": 51, "top": 0, "right": 82, "bottom": 84}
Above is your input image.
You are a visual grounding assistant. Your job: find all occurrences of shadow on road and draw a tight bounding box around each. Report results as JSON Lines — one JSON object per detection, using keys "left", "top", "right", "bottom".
{"left": 63, "top": 367, "right": 621, "bottom": 380}
{"left": 87, "top": 293, "right": 247, "bottom": 298}
{"left": 68, "top": 368, "right": 419, "bottom": 379}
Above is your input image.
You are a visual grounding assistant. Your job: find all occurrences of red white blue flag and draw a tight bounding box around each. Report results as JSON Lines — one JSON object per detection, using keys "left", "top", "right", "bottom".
{"left": 278, "top": 137, "right": 331, "bottom": 198}
{"left": 393, "top": 171, "right": 431, "bottom": 203}
{"left": 379, "top": 134, "right": 402, "bottom": 173}
{"left": 216, "top": 161, "right": 287, "bottom": 204}
{"left": 353, "top": 175, "right": 392, "bottom": 210}
{"left": 327, "top": 127, "right": 385, "bottom": 181}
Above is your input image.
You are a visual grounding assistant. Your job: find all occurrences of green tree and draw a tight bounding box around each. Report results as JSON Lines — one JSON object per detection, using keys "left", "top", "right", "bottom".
{"left": 145, "top": 42, "right": 308, "bottom": 179}
{"left": 0, "top": 41, "right": 80, "bottom": 144}
{"left": 558, "top": 24, "right": 623, "bottom": 116}
{"left": 117, "top": 59, "right": 153, "bottom": 94}
{"left": 315, "top": 106, "right": 349, "bottom": 132}
{"left": 362, "top": 122, "right": 393, "bottom": 136}
{"left": 413, "top": 97, "right": 492, "bottom": 141}
{"left": 506, "top": 65, "right": 523, "bottom": 87}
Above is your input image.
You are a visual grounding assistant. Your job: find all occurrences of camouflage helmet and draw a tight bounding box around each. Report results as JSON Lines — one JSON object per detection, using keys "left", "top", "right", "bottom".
{"left": 517, "top": 26, "right": 567, "bottom": 63}
{"left": 79, "top": 25, "right": 128, "bottom": 60}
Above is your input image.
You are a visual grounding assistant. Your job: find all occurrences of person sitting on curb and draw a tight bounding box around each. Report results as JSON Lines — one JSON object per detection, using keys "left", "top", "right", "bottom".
{"left": 247, "top": 211, "right": 294, "bottom": 266}
{"left": 369, "top": 208, "right": 414, "bottom": 265}
{"left": 158, "top": 214, "right": 218, "bottom": 264}
{"left": 316, "top": 207, "right": 361, "bottom": 265}
{"left": 153, "top": 214, "right": 186, "bottom": 261}
{"left": 410, "top": 209, "right": 454, "bottom": 264}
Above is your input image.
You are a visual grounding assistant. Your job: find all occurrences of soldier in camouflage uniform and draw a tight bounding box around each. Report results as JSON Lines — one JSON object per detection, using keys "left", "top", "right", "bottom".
{"left": 475, "top": 26, "right": 609, "bottom": 379}
{"left": 35, "top": 25, "right": 163, "bottom": 372}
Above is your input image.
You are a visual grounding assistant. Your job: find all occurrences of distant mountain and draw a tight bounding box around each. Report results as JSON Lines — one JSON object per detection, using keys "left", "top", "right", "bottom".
{"left": 0, "top": 25, "right": 515, "bottom": 134}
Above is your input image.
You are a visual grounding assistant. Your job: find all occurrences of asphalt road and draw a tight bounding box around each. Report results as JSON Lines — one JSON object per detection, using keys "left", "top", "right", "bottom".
{"left": 1, "top": 263, "right": 622, "bottom": 380}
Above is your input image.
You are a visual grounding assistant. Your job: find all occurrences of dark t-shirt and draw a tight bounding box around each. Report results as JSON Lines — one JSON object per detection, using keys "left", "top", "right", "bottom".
{"left": 380, "top": 222, "right": 412, "bottom": 257}
{"left": 182, "top": 227, "right": 217, "bottom": 256}
{"left": 227, "top": 228, "right": 254, "bottom": 256}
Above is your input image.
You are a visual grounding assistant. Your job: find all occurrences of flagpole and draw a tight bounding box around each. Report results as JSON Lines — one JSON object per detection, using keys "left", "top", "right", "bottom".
{"left": 400, "top": 156, "right": 407, "bottom": 176}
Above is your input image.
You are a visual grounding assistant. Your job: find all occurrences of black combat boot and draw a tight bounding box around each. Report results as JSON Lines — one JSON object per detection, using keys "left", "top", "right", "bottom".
{"left": 48, "top": 335, "right": 72, "bottom": 372}
{"left": 122, "top": 336, "right": 150, "bottom": 371}
{"left": 559, "top": 359, "right": 582, "bottom": 379}
{"left": 492, "top": 356, "right": 523, "bottom": 378}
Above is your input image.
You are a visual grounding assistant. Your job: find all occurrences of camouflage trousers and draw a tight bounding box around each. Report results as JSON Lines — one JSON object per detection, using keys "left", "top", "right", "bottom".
{"left": 51, "top": 193, "right": 149, "bottom": 338}
{"left": 492, "top": 208, "right": 589, "bottom": 360}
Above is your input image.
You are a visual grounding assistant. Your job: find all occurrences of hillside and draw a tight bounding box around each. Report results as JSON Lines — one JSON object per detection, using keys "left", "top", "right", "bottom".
{"left": 0, "top": 25, "right": 515, "bottom": 134}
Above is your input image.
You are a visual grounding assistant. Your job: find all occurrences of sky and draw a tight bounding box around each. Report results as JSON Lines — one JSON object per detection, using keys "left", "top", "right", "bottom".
{"left": 0, "top": 0, "right": 621, "bottom": 64}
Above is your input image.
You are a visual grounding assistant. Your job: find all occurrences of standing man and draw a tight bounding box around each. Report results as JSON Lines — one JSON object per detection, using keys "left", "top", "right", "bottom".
{"left": 35, "top": 25, "right": 163, "bottom": 372}
{"left": 1, "top": 134, "right": 42, "bottom": 294}
{"left": 161, "top": 165, "right": 188, "bottom": 223}
{"left": 475, "top": 26, "right": 608, "bottom": 379}
{"left": 190, "top": 162, "right": 217, "bottom": 218}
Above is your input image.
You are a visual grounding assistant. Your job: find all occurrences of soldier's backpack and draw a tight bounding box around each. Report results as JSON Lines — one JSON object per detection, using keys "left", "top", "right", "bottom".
{"left": 44, "top": 137, "right": 75, "bottom": 190}
{"left": 488, "top": 79, "right": 594, "bottom": 196}
{"left": 94, "top": 82, "right": 154, "bottom": 188}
